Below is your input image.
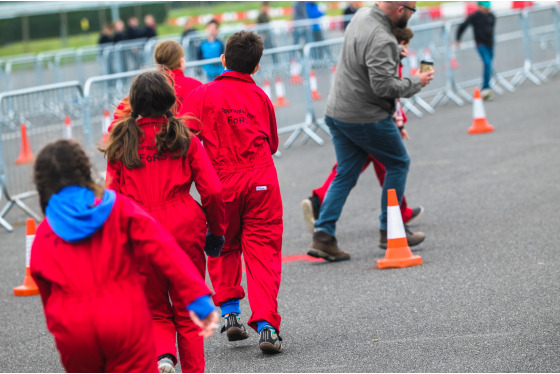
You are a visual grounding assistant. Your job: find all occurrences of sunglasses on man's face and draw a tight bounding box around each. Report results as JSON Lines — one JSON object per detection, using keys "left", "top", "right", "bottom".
{"left": 402, "top": 5, "right": 417, "bottom": 13}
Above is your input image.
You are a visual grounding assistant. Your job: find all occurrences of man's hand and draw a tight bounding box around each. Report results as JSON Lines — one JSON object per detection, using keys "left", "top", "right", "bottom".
{"left": 189, "top": 310, "right": 219, "bottom": 338}
{"left": 416, "top": 70, "right": 435, "bottom": 87}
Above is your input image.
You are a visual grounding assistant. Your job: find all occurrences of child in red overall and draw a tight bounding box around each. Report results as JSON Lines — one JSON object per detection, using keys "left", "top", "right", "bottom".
{"left": 302, "top": 27, "right": 424, "bottom": 249}
{"left": 104, "top": 71, "right": 226, "bottom": 372}
{"left": 154, "top": 40, "right": 202, "bottom": 113}
{"left": 179, "top": 31, "right": 283, "bottom": 354}
{"left": 30, "top": 139, "right": 218, "bottom": 373}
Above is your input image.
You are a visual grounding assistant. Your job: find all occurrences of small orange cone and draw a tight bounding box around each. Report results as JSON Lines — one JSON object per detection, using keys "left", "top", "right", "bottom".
{"left": 64, "top": 115, "right": 72, "bottom": 139}
{"left": 13, "top": 219, "right": 40, "bottom": 296}
{"left": 15, "top": 124, "right": 34, "bottom": 165}
{"left": 377, "top": 189, "right": 423, "bottom": 269}
{"left": 262, "top": 79, "right": 276, "bottom": 109}
{"left": 310, "top": 70, "right": 322, "bottom": 101}
{"left": 275, "top": 77, "right": 289, "bottom": 107}
{"left": 330, "top": 65, "right": 337, "bottom": 87}
{"left": 409, "top": 50, "right": 419, "bottom": 76}
{"left": 290, "top": 59, "right": 303, "bottom": 84}
{"left": 468, "top": 89, "right": 494, "bottom": 134}
{"left": 101, "top": 109, "right": 111, "bottom": 145}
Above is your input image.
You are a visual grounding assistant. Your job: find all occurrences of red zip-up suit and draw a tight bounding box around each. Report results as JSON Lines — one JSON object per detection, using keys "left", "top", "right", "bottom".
{"left": 170, "top": 69, "right": 202, "bottom": 113}
{"left": 106, "top": 117, "right": 225, "bottom": 372}
{"left": 30, "top": 194, "right": 212, "bottom": 373}
{"left": 180, "top": 71, "right": 283, "bottom": 333}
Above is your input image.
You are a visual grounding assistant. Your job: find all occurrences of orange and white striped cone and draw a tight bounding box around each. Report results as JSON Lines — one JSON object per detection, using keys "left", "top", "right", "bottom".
{"left": 101, "top": 109, "right": 111, "bottom": 145}
{"left": 64, "top": 115, "right": 72, "bottom": 139}
{"left": 13, "top": 219, "right": 40, "bottom": 296}
{"left": 262, "top": 79, "right": 276, "bottom": 109}
{"left": 15, "top": 124, "right": 34, "bottom": 165}
{"left": 290, "top": 59, "right": 303, "bottom": 84}
{"left": 409, "top": 50, "right": 419, "bottom": 76}
{"left": 275, "top": 77, "right": 289, "bottom": 107}
{"left": 377, "top": 189, "right": 423, "bottom": 269}
{"left": 422, "top": 48, "right": 433, "bottom": 63}
{"left": 450, "top": 44, "right": 459, "bottom": 70}
{"left": 310, "top": 70, "right": 322, "bottom": 101}
{"left": 468, "top": 89, "right": 494, "bottom": 134}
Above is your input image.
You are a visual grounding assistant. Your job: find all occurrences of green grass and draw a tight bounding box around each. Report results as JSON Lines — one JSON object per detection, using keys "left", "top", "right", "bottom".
{"left": 0, "top": 1, "right": 451, "bottom": 58}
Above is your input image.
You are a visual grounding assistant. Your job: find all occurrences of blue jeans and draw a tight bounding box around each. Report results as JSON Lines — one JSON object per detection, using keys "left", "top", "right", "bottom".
{"left": 476, "top": 44, "right": 494, "bottom": 90}
{"left": 315, "top": 116, "right": 410, "bottom": 235}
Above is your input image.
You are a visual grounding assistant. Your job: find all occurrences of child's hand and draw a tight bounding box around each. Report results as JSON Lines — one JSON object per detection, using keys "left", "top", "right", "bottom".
{"left": 400, "top": 128, "right": 409, "bottom": 140}
{"left": 190, "top": 310, "right": 219, "bottom": 338}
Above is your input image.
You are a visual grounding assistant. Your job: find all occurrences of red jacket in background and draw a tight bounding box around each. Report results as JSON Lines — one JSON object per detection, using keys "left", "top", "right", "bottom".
{"left": 30, "top": 194, "right": 211, "bottom": 373}
{"left": 106, "top": 117, "right": 225, "bottom": 237}
{"left": 179, "top": 70, "right": 279, "bottom": 170}
{"left": 170, "top": 69, "right": 202, "bottom": 113}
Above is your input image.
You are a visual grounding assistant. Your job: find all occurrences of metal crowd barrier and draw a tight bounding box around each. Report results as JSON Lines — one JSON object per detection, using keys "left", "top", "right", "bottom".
{"left": 0, "top": 81, "right": 85, "bottom": 231}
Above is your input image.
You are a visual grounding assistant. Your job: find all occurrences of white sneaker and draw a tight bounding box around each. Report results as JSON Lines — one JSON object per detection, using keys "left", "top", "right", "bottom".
{"left": 158, "top": 357, "right": 176, "bottom": 373}
{"left": 301, "top": 198, "right": 316, "bottom": 234}
{"left": 481, "top": 89, "right": 494, "bottom": 101}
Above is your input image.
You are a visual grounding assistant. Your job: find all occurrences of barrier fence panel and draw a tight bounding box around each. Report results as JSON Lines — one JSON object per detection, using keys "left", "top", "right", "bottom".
{"left": 4, "top": 55, "right": 37, "bottom": 91}
{"left": 301, "top": 38, "right": 342, "bottom": 144}
{"left": 0, "top": 81, "right": 85, "bottom": 231}
{"left": 524, "top": 5, "right": 559, "bottom": 78}
{"left": 254, "top": 44, "right": 322, "bottom": 150}
{"left": 82, "top": 69, "right": 153, "bottom": 174}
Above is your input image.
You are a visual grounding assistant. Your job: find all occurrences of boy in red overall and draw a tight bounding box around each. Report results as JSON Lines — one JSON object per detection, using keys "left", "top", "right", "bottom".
{"left": 180, "top": 31, "right": 283, "bottom": 354}
{"left": 30, "top": 140, "right": 218, "bottom": 373}
{"left": 105, "top": 71, "right": 225, "bottom": 372}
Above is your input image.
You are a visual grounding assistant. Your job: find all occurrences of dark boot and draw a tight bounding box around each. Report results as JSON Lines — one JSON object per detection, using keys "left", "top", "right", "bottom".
{"left": 379, "top": 226, "right": 425, "bottom": 249}
{"left": 308, "top": 231, "right": 350, "bottom": 262}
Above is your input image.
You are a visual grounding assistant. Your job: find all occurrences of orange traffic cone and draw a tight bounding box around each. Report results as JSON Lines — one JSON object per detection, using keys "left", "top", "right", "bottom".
{"left": 330, "top": 65, "right": 337, "bottom": 87}
{"left": 101, "top": 109, "right": 111, "bottom": 145}
{"left": 275, "top": 77, "right": 289, "bottom": 107}
{"left": 13, "top": 219, "right": 40, "bottom": 296}
{"left": 377, "top": 189, "right": 423, "bottom": 269}
{"left": 290, "top": 59, "right": 303, "bottom": 84}
{"left": 262, "top": 79, "right": 276, "bottom": 108}
{"left": 310, "top": 70, "right": 322, "bottom": 101}
{"left": 15, "top": 124, "right": 34, "bottom": 165}
{"left": 64, "top": 115, "right": 72, "bottom": 139}
{"left": 468, "top": 89, "right": 494, "bottom": 134}
{"left": 409, "top": 50, "right": 419, "bottom": 76}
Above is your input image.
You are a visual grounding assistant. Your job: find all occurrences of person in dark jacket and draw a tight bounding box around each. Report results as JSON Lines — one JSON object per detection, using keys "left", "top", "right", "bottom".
{"left": 98, "top": 24, "right": 113, "bottom": 45}
{"left": 456, "top": 1, "right": 496, "bottom": 100}
{"left": 143, "top": 14, "right": 157, "bottom": 38}
{"left": 343, "top": 1, "right": 360, "bottom": 30}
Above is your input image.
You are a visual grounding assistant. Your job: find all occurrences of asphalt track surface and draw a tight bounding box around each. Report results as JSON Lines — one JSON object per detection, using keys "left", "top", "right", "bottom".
{"left": 1, "top": 74, "right": 559, "bottom": 372}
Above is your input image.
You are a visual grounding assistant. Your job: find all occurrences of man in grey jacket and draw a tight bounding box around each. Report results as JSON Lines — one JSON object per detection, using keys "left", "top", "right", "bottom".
{"left": 307, "top": 1, "right": 434, "bottom": 262}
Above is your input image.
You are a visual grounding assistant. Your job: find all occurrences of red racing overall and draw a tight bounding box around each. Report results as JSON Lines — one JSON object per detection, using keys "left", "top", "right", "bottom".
{"left": 180, "top": 70, "right": 283, "bottom": 333}
{"left": 106, "top": 117, "right": 225, "bottom": 372}
{"left": 30, "top": 194, "right": 212, "bottom": 373}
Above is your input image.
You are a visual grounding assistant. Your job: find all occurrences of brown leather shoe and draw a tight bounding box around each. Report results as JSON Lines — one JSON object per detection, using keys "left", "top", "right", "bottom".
{"left": 379, "top": 226, "right": 425, "bottom": 249}
{"left": 308, "top": 231, "right": 350, "bottom": 262}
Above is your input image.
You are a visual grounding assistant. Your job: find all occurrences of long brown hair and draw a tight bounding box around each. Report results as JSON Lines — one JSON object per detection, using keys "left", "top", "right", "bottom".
{"left": 154, "top": 40, "right": 184, "bottom": 70}
{"left": 102, "top": 70, "right": 192, "bottom": 169}
{"left": 34, "top": 140, "right": 103, "bottom": 214}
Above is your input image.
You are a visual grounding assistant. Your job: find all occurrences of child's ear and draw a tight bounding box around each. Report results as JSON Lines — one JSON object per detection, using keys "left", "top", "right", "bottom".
{"left": 251, "top": 63, "right": 261, "bottom": 75}
{"left": 221, "top": 54, "right": 226, "bottom": 68}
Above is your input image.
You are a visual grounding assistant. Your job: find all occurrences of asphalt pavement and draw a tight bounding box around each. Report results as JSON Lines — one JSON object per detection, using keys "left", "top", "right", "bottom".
{"left": 1, "top": 73, "right": 559, "bottom": 372}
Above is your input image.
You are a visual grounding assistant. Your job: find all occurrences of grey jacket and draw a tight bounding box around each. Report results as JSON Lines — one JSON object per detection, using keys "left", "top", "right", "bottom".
{"left": 326, "top": 5, "right": 422, "bottom": 123}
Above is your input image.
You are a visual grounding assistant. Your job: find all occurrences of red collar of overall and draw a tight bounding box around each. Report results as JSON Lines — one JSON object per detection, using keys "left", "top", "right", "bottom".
{"left": 136, "top": 116, "right": 168, "bottom": 126}
{"left": 215, "top": 70, "right": 255, "bottom": 84}
{"left": 170, "top": 69, "right": 185, "bottom": 77}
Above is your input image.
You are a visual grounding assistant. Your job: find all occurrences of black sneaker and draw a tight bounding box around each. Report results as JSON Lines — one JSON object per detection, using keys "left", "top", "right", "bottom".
{"left": 220, "top": 314, "right": 249, "bottom": 341}
{"left": 405, "top": 206, "right": 424, "bottom": 225}
{"left": 259, "top": 327, "right": 283, "bottom": 354}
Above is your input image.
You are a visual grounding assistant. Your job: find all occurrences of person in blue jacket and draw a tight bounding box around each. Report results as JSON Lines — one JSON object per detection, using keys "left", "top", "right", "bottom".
{"left": 197, "top": 19, "right": 225, "bottom": 81}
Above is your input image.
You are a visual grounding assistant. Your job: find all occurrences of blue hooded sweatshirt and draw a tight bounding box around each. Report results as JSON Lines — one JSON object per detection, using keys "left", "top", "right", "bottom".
{"left": 45, "top": 185, "right": 215, "bottom": 319}
{"left": 45, "top": 186, "right": 116, "bottom": 242}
